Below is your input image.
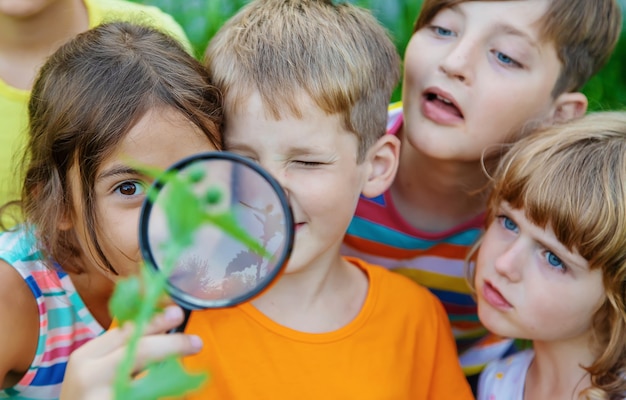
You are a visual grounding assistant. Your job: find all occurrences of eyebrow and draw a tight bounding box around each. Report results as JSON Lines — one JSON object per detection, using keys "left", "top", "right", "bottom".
{"left": 97, "top": 165, "right": 142, "bottom": 181}
{"left": 447, "top": 5, "right": 541, "bottom": 52}
{"left": 285, "top": 146, "right": 328, "bottom": 157}
{"left": 227, "top": 142, "right": 329, "bottom": 157}
{"left": 491, "top": 23, "right": 541, "bottom": 52}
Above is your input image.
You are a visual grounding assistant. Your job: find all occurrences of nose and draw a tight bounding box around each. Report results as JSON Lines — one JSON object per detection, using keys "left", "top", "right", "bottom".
{"left": 261, "top": 162, "right": 290, "bottom": 196}
{"left": 439, "top": 38, "right": 475, "bottom": 84}
{"left": 493, "top": 237, "right": 525, "bottom": 282}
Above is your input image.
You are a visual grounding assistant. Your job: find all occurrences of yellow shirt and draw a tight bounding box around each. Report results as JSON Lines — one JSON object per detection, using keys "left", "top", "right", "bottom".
{"left": 0, "top": 0, "right": 191, "bottom": 214}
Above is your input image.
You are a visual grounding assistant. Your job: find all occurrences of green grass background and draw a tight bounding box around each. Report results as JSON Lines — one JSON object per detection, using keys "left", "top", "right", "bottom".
{"left": 132, "top": 0, "right": 626, "bottom": 110}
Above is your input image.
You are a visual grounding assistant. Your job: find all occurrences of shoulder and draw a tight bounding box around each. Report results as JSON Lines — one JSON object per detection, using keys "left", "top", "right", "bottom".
{"left": 478, "top": 350, "right": 534, "bottom": 400}
{"left": 86, "top": 0, "right": 192, "bottom": 52}
{"left": 0, "top": 258, "right": 39, "bottom": 384}
{"left": 350, "top": 257, "right": 444, "bottom": 312}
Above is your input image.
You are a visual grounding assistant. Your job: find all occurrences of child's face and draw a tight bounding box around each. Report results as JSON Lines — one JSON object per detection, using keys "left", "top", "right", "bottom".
{"left": 68, "top": 107, "right": 218, "bottom": 280}
{"left": 402, "top": 0, "right": 564, "bottom": 162}
{"left": 474, "top": 202, "right": 606, "bottom": 343}
{"left": 224, "top": 92, "right": 370, "bottom": 274}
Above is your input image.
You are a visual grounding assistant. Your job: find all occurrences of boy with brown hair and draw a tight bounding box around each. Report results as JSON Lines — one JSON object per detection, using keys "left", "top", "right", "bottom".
{"left": 341, "top": 0, "right": 622, "bottom": 385}
{"left": 183, "top": 0, "right": 474, "bottom": 398}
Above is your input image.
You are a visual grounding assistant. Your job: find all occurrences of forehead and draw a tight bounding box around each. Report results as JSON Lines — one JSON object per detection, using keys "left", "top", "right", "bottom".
{"left": 224, "top": 91, "right": 357, "bottom": 153}
{"left": 113, "top": 107, "right": 216, "bottom": 167}
{"left": 421, "top": 0, "right": 551, "bottom": 36}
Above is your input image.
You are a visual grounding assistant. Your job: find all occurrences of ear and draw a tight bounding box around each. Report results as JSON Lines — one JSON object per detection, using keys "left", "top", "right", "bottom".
{"left": 549, "top": 91, "right": 587, "bottom": 123}
{"left": 361, "top": 134, "right": 400, "bottom": 199}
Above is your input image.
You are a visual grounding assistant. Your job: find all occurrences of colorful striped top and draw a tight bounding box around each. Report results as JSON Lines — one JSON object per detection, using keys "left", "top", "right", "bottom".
{"left": 0, "top": 226, "right": 104, "bottom": 400}
{"left": 341, "top": 102, "right": 514, "bottom": 376}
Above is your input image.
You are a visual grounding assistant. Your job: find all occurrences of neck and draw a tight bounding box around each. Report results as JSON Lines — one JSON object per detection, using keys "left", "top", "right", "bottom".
{"left": 0, "top": 0, "right": 88, "bottom": 89}
{"left": 524, "top": 336, "right": 597, "bottom": 400}
{"left": 252, "top": 254, "right": 368, "bottom": 333}
{"left": 391, "top": 129, "right": 490, "bottom": 232}
{"left": 68, "top": 267, "right": 115, "bottom": 328}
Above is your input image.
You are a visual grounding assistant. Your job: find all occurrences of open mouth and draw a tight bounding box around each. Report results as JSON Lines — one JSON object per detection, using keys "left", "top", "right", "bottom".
{"left": 424, "top": 91, "right": 463, "bottom": 119}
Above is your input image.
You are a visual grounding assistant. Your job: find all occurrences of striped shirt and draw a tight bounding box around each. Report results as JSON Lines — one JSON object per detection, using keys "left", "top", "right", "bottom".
{"left": 0, "top": 226, "right": 104, "bottom": 400}
{"left": 341, "top": 102, "right": 514, "bottom": 375}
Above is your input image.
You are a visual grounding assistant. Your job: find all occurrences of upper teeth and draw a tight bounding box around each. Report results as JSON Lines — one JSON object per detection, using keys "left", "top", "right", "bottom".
{"left": 437, "top": 95, "right": 452, "bottom": 104}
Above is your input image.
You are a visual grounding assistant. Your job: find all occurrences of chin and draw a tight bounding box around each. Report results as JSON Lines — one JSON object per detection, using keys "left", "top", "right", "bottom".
{"left": 477, "top": 303, "right": 508, "bottom": 337}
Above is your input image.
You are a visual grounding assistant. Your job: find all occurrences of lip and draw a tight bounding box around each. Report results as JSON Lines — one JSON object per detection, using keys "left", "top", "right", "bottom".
{"left": 481, "top": 280, "right": 513, "bottom": 311}
{"left": 421, "top": 86, "right": 464, "bottom": 125}
{"left": 294, "top": 222, "right": 305, "bottom": 231}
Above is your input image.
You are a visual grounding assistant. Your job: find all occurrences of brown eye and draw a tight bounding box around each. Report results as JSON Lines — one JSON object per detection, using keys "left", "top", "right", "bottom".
{"left": 119, "top": 182, "right": 137, "bottom": 195}
{"left": 116, "top": 181, "right": 144, "bottom": 196}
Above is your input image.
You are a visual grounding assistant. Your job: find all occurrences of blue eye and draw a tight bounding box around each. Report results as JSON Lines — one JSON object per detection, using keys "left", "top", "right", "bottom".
{"left": 501, "top": 215, "right": 518, "bottom": 232}
{"left": 431, "top": 26, "right": 455, "bottom": 37}
{"left": 494, "top": 51, "right": 522, "bottom": 68}
{"left": 545, "top": 251, "right": 565, "bottom": 270}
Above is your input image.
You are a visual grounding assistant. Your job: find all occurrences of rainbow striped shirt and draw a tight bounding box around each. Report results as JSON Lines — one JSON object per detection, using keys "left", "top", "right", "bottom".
{"left": 0, "top": 226, "right": 104, "bottom": 399}
{"left": 341, "top": 102, "right": 514, "bottom": 376}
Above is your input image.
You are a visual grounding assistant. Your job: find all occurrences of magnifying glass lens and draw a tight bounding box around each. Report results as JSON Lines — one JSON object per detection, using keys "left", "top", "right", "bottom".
{"left": 140, "top": 152, "right": 293, "bottom": 312}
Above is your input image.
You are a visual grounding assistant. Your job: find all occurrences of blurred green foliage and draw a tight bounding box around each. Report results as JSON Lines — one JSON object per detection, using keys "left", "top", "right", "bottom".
{"left": 133, "top": 0, "right": 625, "bottom": 109}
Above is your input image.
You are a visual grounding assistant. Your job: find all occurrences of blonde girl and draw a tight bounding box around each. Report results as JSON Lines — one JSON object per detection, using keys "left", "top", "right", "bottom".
{"left": 472, "top": 111, "right": 626, "bottom": 399}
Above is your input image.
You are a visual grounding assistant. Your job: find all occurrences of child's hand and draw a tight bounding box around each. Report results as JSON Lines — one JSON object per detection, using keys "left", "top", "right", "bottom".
{"left": 59, "top": 306, "right": 202, "bottom": 400}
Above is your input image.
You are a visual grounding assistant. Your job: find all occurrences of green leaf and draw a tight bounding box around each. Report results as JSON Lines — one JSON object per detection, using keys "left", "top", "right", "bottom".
{"left": 109, "top": 276, "right": 143, "bottom": 324}
{"left": 127, "top": 357, "right": 208, "bottom": 400}
{"left": 204, "top": 211, "right": 272, "bottom": 259}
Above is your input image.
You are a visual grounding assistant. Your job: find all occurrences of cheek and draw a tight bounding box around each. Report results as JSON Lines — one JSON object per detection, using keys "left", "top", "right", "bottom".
{"left": 402, "top": 37, "right": 426, "bottom": 81}
{"left": 98, "top": 213, "right": 142, "bottom": 260}
{"left": 486, "top": 86, "right": 552, "bottom": 128}
{"left": 474, "top": 230, "right": 498, "bottom": 273}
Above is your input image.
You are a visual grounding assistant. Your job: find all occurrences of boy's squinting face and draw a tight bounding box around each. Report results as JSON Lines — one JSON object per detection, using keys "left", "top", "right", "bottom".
{"left": 474, "top": 203, "right": 606, "bottom": 344}
{"left": 225, "top": 92, "right": 370, "bottom": 274}
{"left": 403, "top": 0, "right": 565, "bottom": 162}
{"left": 69, "top": 107, "right": 218, "bottom": 280}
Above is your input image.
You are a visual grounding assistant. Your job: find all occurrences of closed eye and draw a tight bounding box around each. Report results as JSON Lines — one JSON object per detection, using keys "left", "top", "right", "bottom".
{"left": 293, "top": 160, "right": 324, "bottom": 167}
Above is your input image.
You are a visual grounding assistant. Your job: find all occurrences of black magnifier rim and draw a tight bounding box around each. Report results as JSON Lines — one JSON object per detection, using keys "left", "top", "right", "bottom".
{"left": 138, "top": 151, "right": 294, "bottom": 310}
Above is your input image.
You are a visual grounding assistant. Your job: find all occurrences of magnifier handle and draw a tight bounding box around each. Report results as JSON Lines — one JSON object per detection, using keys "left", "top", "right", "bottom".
{"left": 168, "top": 307, "right": 191, "bottom": 334}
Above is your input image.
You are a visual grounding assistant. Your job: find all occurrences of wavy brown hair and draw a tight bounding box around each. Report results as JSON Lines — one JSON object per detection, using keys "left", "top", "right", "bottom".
{"left": 4, "top": 22, "right": 223, "bottom": 275}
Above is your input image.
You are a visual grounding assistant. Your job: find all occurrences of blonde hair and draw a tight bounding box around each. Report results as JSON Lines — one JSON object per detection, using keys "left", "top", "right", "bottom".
{"left": 413, "top": 0, "right": 622, "bottom": 96}
{"left": 470, "top": 112, "right": 626, "bottom": 398}
{"left": 204, "top": 0, "right": 401, "bottom": 161}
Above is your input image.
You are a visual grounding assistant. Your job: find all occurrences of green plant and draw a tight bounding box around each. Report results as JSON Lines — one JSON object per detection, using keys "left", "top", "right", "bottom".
{"left": 110, "top": 164, "right": 270, "bottom": 399}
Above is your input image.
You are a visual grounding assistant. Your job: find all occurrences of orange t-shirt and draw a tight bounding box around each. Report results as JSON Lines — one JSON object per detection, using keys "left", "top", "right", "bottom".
{"left": 183, "top": 257, "right": 473, "bottom": 399}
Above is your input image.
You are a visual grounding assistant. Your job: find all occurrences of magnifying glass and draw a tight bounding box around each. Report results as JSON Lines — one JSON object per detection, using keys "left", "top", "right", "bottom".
{"left": 138, "top": 151, "right": 294, "bottom": 332}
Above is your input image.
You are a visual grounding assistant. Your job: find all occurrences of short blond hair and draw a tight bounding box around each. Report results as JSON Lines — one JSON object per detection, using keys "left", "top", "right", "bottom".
{"left": 414, "top": 0, "right": 622, "bottom": 96}
{"left": 205, "top": 0, "right": 401, "bottom": 161}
